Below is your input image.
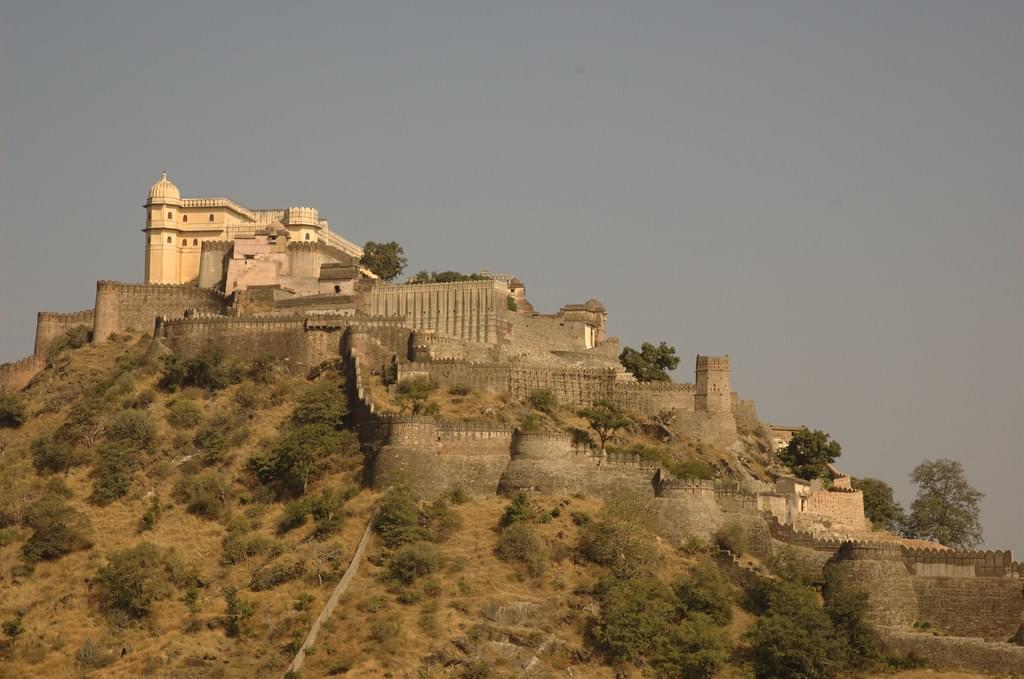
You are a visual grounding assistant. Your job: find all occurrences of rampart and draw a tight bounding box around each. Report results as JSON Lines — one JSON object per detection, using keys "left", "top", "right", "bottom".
{"left": 880, "top": 632, "right": 1024, "bottom": 674}
{"left": 362, "top": 280, "right": 508, "bottom": 345}
{"left": 93, "top": 281, "right": 228, "bottom": 342}
{"left": 156, "top": 314, "right": 346, "bottom": 374}
{"left": 197, "top": 240, "right": 233, "bottom": 289}
{"left": 0, "top": 355, "right": 46, "bottom": 392}
{"left": 34, "top": 309, "right": 95, "bottom": 357}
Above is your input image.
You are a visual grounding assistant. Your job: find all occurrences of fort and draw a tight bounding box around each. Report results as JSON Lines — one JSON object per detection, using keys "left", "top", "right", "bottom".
{"left": 2, "top": 173, "right": 1021, "bottom": 672}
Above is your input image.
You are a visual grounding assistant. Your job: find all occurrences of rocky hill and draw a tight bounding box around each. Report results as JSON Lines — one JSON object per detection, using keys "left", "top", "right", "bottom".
{"left": 0, "top": 332, "right": 1012, "bottom": 678}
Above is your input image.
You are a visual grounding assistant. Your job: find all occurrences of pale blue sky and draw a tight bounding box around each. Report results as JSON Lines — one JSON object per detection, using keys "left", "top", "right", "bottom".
{"left": 1, "top": 1, "right": 1021, "bottom": 552}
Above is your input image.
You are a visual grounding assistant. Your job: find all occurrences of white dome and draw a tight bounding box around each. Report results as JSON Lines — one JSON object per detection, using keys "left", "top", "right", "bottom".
{"left": 148, "top": 171, "right": 181, "bottom": 204}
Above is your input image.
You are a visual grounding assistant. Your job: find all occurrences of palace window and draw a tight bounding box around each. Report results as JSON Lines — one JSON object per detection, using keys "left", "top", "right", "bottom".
{"left": 209, "top": 214, "right": 214, "bottom": 222}
{"left": 305, "top": 233, "right": 310, "bottom": 241}
{"left": 193, "top": 239, "right": 198, "bottom": 246}
{"left": 167, "top": 211, "right": 173, "bottom": 219}
{"left": 166, "top": 236, "right": 172, "bottom": 244}
{"left": 182, "top": 215, "right": 188, "bottom": 222}
{"left": 181, "top": 239, "right": 187, "bottom": 246}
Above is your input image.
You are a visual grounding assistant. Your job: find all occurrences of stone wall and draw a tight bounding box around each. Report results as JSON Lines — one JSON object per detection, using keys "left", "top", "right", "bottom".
{"left": 912, "top": 576, "right": 1024, "bottom": 639}
{"left": 372, "top": 417, "right": 513, "bottom": 499}
{"left": 0, "top": 355, "right": 45, "bottom": 392}
{"left": 363, "top": 280, "right": 508, "bottom": 345}
{"left": 197, "top": 240, "right": 232, "bottom": 289}
{"left": 156, "top": 314, "right": 340, "bottom": 374}
{"left": 34, "top": 309, "right": 95, "bottom": 357}
{"left": 881, "top": 632, "right": 1024, "bottom": 674}
{"left": 93, "top": 281, "right": 228, "bottom": 342}
{"left": 797, "top": 488, "right": 866, "bottom": 532}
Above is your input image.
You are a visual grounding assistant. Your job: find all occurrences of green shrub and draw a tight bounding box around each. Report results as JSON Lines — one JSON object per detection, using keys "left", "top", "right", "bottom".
{"left": 223, "top": 586, "right": 254, "bottom": 638}
{"left": 370, "top": 614, "right": 401, "bottom": 642}
{"left": 55, "top": 395, "right": 106, "bottom": 445}
{"left": 823, "top": 565, "right": 884, "bottom": 670}
{"left": 96, "top": 542, "right": 171, "bottom": 620}
{"left": 591, "top": 575, "right": 678, "bottom": 665}
{"left": 222, "top": 518, "right": 273, "bottom": 565}
{"left": 89, "top": 446, "right": 141, "bottom": 505}
{"left": 30, "top": 436, "right": 86, "bottom": 476}
{"left": 499, "top": 492, "right": 535, "bottom": 528}
{"left": 247, "top": 354, "right": 276, "bottom": 385}
{"left": 745, "top": 581, "right": 844, "bottom": 679}
{"left": 48, "top": 325, "right": 90, "bottom": 356}
{"left": 106, "top": 410, "right": 156, "bottom": 452}
{"left": 448, "top": 384, "right": 472, "bottom": 396}
{"left": 423, "top": 496, "right": 461, "bottom": 542}
{"left": 394, "top": 376, "right": 437, "bottom": 415}
{"left": 578, "top": 519, "right": 655, "bottom": 578}
{"left": 125, "top": 389, "right": 156, "bottom": 410}
{"left": 21, "top": 494, "right": 92, "bottom": 563}
{"left": 388, "top": 541, "right": 442, "bottom": 585}
{"left": 139, "top": 496, "right": 162, "bottom": 532}
{"left": 159, "top": 346, "right": 242, "bottom": 392}
{"left": 527, "top": 389, "right": 558, "bottom": 414}
{"left": 75, "top": 639, "right": 115, "bottom": 669}
{"left": 234, "top": 380, "right": 262, "bottom": 409}
{"left": 250, "top": 559, "right": 306, "bottom": 591}
{"left": 248, "top": 423, "right": 357, "bottom": 497}
{"left": 446, "top": 486, "right": 469, "bottom": 505}
{"left": 667, "top": 457, "right": 716, "bottom": 480}
{"left": 173, "top": 471, "right": 231, "bottom": 520}
{"left": 373, "top": 487, "right": 426, "bottom": 548}
{"left": 713, "top": 521, "right": 748, "bottom": 555}
{"left": 649, "top": 612, "right": 732, "bottom": 679}
{"left": 277, "top": 500, "right": 310, "bottom": 534}
{"left": 0, "top": 392, "right": 29, "bottom": 428}
{"left": 673, "top": 559, "right": 735, "bottom": 626}
{"left": 495, "top": 523, "right": 546, "bottom": 577}
{"left": 291, "top": 378, "right": 348, "bottom": 428}
{"left": 194, "top": 414, "right": 247, "bottom": 464}
{"left": 166, "top": 399, "right": 203, "bottom": 429}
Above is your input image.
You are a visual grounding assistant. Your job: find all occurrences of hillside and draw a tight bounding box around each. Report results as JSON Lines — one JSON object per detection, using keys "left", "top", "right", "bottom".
{"left": 0, "top": 333, "right": 1004, "bottom": 677}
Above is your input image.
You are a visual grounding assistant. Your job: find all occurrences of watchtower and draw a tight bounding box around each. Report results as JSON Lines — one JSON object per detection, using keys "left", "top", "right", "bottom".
{"left": 695, "top": 354, "right": 731, "bottom": 412}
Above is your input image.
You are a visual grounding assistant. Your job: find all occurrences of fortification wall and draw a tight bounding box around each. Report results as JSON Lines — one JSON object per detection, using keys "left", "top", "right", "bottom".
{"left": 34, "top": 309, "right": 94, "bottom": 357}
{"left": 913, "top": 576, "right": 1024, "bottom": 639}
{"left": 93, "top": 281, "right": 228, "bottom": 342}
{"left": 157, "top": 315, "right": 340, "bottom": 374}
{"left": 372, "top": 417, "right": 513, "bottom": 499}
{"left": 881, "top": 632, "right": 1024, "bottom": 674}
{"left": 507, "top": 313, "right": 591, "bottom": 353}
{"left": 197, "top": 240, "right": 232, "bottom": 289}
{"left": 797, "top": 488, "right": 866, "bottom": 532}
{"left": 0, "top": 355, "right": 45, "bottom": 392}
{"left": 363, "top": 280, "right": 507, "bottom": 345}
{"left": 612, "top": 381, "right": 696, "bottom": 415}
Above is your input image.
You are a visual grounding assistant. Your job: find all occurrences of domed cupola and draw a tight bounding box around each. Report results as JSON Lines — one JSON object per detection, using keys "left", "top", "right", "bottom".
{"left": 148, "top": 171, "right": 181, "bottom": 205}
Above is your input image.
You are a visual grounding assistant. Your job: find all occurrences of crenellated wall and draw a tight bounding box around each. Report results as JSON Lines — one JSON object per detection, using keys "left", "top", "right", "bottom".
{"left": 0, "top": 355, "right": 46, "bottom": 391}
{"left": 93, "top": 281, "right": 228, "bottom": 342}
{"left": 34, "top": 309, "right": 95, "bottom": 357}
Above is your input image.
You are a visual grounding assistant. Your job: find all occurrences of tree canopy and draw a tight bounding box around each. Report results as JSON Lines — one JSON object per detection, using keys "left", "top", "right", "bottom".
{"left": 619, "top": 341, "right": 680, "bottom": 382}
{"left": 577, "top": 400, "right": 631, "bottom": 452}
{"left": 360, "top": 241, "right": 407, "bottom": 281}
{"left": 904, "top": 458, "right": 983, "bottom": 548}
{"left": 851, "top": 477, "right": 906, "bottom": 532}
{"left": 779, "top": 428, "right": 842, "bottom": 481}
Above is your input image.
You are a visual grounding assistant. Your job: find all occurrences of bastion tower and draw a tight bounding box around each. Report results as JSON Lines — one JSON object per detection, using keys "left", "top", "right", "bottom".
{"left": 695, "top": 354, "right": 731, "bottom": 412}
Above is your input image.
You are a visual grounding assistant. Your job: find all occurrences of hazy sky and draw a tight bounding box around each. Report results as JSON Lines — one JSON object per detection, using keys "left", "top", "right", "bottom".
{"left": 1, "top": 2, "right": 1021, "bottom": 553}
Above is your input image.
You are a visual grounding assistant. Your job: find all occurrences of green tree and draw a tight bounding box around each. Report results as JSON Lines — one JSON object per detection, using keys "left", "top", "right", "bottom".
{"left": 591, "top": 575, "right": 678, "bottom": 665}
{"left": 745, "top": 581, "right": 844, "bottom": 679}
{"left": 779, "top": 428, "right": 842, "bottom": 481}
{"left": 851, "top": 477, "right": 906, "bottom": 532}
{"left": 248, "top": 424, "right": 358, "bottom": 496}
{"left": 21, "top": 493, "right": 93, "bottom": 563}
{"left": 577, "top": 400, "right": 631, "bottom": 452}
{"left": 395, "top": 376, "right": 438, "bottom": 415}
{"left": 372, "top": 487, "right": 427, "bottom": 548}
{"left": 30, "top": 436, "right": 87, "bottom": 476}
{"left": 904, "top": 458, "right": 983, "bottom": 548}
{"left": 2, "top": 615, "right": 24, "bottom": 647}
{"left": 223, "top": 586, "right": 254, "bottom": 638}
{"left": 360, "top": 241, "right": 407, "bottom": 281}
{"left": 96, "top": 543, "right": 170, "bottom": 620}
{"left": 0, "top": 392, "right": 27, "bottom": 428}
{"left": 619, "top": 341, "right": 680, "bottom": 382}
{"left": 673, "top": 559, "right": 735, "bottom": 626}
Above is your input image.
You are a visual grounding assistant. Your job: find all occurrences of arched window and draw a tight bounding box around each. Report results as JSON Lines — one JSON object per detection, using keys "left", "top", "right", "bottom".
{"left": 305, "top": 233, "right": 310, "bottom": 241}
{"left": 166, "top": 236, "right": 172, "bottom": 244}
{"left": 193, "top": 239, "right": 198, "bottom": 246}
{"left": 181, "top": 239, "right": 187, "bottom": 246}
{"left": 209, "top": 214, "right": 214, "bottom": 222}
{"left": 182, "top": 214, "right": 188, "bottom": 222}
{"left": 167, "top": 211, "right": 173, "bottom": 219}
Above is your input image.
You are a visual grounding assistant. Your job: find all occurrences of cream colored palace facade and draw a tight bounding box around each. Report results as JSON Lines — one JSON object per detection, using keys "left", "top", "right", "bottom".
{"left": 144, "top": 173, "right": 363, "bottom": 284}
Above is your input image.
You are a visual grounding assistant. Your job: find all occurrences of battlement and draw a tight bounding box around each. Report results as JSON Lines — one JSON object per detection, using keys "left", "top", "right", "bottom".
{"left": 96, "top": 280, "right": 228, "bottom": 298}
{"left": 282, "top": 206, "right": 320, "bottom": 227}
{"left": 696, "top": 355, "right": 730, "bottom": 371}
{"left": 200, "top": 239, "right": 234, "bottom": 252}
{"left": 0, "top": 355, "right": 45, "bottom": 391}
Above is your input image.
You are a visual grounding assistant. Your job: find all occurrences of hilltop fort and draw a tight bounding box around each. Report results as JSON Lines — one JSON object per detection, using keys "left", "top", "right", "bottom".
{"left": 2, "top": 173, "right": 1021, "bottom": 673}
